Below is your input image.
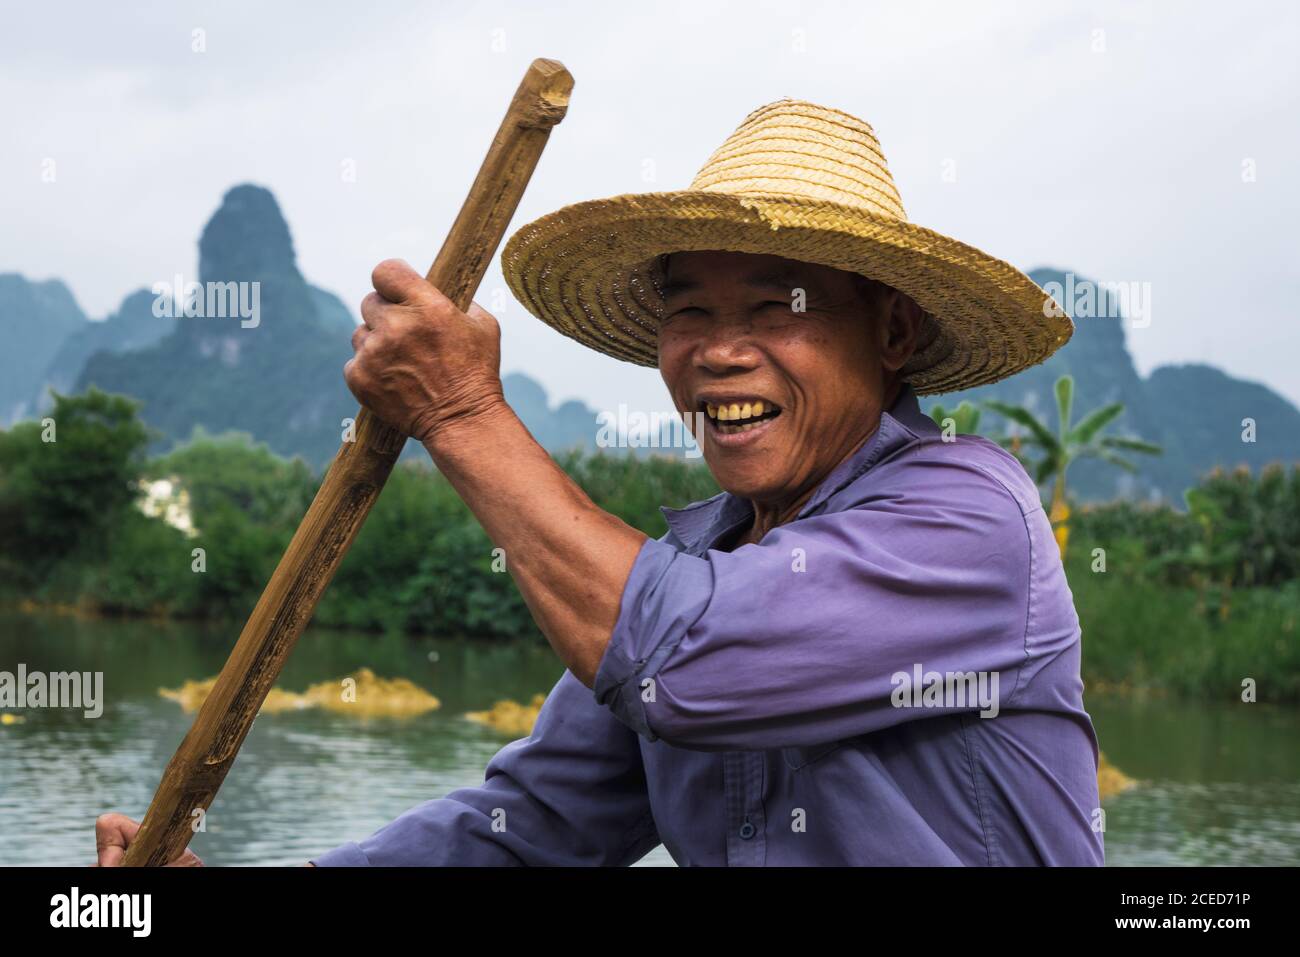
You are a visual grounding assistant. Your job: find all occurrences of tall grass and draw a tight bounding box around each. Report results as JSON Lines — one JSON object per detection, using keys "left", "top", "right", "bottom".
{"left": 1068, "top": 555, "right": 1300, "bottom": 701}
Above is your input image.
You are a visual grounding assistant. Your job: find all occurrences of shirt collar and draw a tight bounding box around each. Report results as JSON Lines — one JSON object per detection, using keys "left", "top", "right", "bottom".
{"left": 660, "top": 384, "right": 936, "bottom": 554}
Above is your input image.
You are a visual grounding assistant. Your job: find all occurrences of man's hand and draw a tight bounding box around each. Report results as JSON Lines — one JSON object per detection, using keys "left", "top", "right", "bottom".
{"left": 94, "top": 813, "right": 203, "bottom": 867}
{"left": 344, "top": 259, "right": 507, "bottom": 443}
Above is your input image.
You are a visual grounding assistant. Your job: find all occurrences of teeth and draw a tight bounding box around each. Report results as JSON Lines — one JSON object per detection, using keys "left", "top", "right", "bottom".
{"left": 703, "top": 399, "right": 778, "bottom": 429}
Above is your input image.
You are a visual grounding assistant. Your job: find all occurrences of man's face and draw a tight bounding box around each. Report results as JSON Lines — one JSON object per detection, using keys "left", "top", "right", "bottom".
{"left": 657, "top": 250, "right": 913, "bottom": 506}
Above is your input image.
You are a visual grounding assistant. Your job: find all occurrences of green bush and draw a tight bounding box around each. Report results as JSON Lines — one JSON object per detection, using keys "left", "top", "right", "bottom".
{"left": 1068, "top": 552, "right": 1300, "bottom": 701}
{"left": 0, "top": 389, "right": 151, "bottom": 580}
{"left": 45, "top": 509, "right": 201, "bottom": 616}
{"left": 1071, "top": 464, "right": 1300, "bottom": 591}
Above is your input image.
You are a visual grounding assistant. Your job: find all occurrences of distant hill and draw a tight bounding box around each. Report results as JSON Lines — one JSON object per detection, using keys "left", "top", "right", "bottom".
{"left": 33, "top": 288, "right": 177, "bottom": 415}
{"left": 1141, "top": 363, "right": 1300, "bottom": 497}
{"left": 0, "top": 274, "right": 87, "bottom": 423}
{"left": 502, "top": 372, "right": 600, "bottom": 454}
{"left": 73, "top": 185, "right": 362, "bottom": 464}
{"left": 3, "top": 194, "right": 1296, "bottom": 502}
{"left": 933, "top": 267, "right": 1300, "bottom": 502}
{"left": 61, "top": 184, "right": 601, "bottom": 465}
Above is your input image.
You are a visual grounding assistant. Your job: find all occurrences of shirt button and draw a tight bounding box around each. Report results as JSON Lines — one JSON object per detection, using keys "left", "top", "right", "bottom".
{"left": 739, "top": 821, "right": 757, "bottom": 840}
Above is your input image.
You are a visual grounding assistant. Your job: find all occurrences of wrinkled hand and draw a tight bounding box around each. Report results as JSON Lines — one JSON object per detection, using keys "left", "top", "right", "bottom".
{"left": 94, "top": 813, "right": 203, "bottom": 867}
{"left": 345, "top": 259, "right": 505, "bottom": 444}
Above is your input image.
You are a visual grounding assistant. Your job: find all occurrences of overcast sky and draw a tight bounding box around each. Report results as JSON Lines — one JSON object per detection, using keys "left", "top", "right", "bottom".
{"left": 3, "top": 0, "right": 1297, "bottom": 416}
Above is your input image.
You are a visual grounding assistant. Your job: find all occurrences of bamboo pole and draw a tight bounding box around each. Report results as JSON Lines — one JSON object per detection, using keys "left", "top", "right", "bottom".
{"left": 122, "top": 58, "right": 574, "bottom": 866}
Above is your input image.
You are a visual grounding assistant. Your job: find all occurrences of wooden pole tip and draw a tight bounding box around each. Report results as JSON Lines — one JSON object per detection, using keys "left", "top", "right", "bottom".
{"left": 517, "top": 58, "right": 574, "bottom": 129}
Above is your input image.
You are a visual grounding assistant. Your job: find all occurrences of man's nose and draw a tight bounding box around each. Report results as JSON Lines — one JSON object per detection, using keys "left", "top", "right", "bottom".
{"left": 693, "top": 314, "right": 762, "bottom": 375}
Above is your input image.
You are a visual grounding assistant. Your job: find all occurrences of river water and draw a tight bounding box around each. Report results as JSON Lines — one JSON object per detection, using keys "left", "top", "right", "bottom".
{"left": 1, "top": 610, "right": 1297, "bottom": 866}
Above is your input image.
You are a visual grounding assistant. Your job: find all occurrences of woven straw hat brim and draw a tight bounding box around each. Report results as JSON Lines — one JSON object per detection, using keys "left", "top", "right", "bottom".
{"left": 502, "top": 189, "right": 1071, "bottom": 396}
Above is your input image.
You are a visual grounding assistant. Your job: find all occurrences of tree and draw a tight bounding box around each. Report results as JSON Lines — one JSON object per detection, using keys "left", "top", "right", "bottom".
{"left": 0, "top": 388, "right": 152, "bottom": 577}
{"left": 927, "top": 401, "right": 982, "bottom": 438}
{"left": 983, "top": 376, "right": 1161, "bottom": 557}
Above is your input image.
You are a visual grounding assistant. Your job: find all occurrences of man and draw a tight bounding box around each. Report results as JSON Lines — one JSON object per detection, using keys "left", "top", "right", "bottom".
{"left": 98, "top": 99, "right": 1102, "bottom": 866}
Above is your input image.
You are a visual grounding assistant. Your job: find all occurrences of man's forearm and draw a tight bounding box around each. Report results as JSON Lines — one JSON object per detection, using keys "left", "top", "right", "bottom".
{"left": 422, "top": 400, "right": 647, "bottom": 684}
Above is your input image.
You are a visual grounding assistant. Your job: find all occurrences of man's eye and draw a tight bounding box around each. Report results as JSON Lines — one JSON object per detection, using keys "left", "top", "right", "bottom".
{"left": 756, "top": 300, "right": 801, "bottom": 317}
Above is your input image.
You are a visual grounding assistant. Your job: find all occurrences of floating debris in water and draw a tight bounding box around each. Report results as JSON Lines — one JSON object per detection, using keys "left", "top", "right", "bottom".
{"left": 160, "top": 668, "right": 439, "bottom": 719}
{"left": 465, "top": 694, "right": 547, "bottom": 737}
{"left": 158, "top": 678, "right": 212, "bottom": 713}
{"left": 303, "top": 667, "right": 440, "bottom": 718}
{"left": 1098, "top": 752, "right": 1138, "bottom": 800}
{"left": 160, "top": 677, "right": 311, "bottom": 714}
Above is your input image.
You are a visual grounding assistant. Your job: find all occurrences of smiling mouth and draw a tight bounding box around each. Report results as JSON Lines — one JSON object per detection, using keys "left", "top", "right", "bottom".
{"left": 699, "top": 398, "right": 783, "bottom": 435}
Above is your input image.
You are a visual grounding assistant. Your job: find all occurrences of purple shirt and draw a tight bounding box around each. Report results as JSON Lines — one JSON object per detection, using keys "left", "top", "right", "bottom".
{"left": 313, "top": 386, "right": 1104, "bottom": 866}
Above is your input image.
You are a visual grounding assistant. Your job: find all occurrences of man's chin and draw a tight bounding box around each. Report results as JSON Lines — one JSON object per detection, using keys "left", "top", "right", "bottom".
{"left": 709, "top": 470, "right": 787, "bottom": 506}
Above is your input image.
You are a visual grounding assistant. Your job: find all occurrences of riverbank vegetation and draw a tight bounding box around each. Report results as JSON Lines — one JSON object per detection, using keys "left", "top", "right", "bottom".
{"left": 1, "top": 391, "right": 1296, "bottom": 702}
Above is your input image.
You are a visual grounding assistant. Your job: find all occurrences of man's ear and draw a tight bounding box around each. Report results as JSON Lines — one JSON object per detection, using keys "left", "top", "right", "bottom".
{"left": 879, "top": 290, "right": 924, "bottom": 374}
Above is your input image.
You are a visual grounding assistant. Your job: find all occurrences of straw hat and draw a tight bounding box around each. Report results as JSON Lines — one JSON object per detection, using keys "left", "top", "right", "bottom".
{"left": 500, "top": 99, "right": 1071, "bottom": 395}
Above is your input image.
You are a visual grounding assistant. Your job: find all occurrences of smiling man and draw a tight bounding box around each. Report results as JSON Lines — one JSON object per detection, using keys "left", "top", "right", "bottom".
{"left": 98, "top": 99, "right": 1104, "bottom": 867}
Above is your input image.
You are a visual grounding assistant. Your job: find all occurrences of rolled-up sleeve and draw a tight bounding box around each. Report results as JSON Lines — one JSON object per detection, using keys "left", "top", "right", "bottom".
{"left": 593, "top": 457, "right": 1035, "bottom": 751}
{"left": 311, "top": 670, "right": 658, "bottom": 866}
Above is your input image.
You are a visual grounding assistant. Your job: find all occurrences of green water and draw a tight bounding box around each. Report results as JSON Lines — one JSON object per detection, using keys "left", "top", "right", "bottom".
{"left": 1, "top": 611, "right": 1297, "bottom": 866}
